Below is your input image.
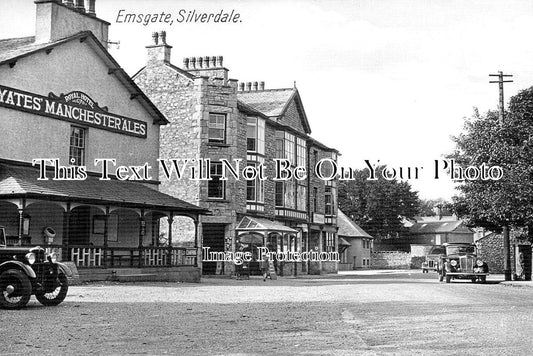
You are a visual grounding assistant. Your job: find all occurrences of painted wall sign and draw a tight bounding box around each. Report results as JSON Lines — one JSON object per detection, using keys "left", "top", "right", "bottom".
{"left": 0, "top": 84, "right": 147, "bottom": 138}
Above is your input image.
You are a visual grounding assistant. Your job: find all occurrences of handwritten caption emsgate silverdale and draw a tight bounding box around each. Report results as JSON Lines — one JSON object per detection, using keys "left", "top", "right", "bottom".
{"left": 116, "top": 9, "right": 242, "bottom": 26}
{"left": 31, "top": 158, "right": 503, "bottom": 183}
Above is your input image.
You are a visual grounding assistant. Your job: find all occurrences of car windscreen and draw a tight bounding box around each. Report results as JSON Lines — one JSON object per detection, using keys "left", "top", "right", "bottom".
{"left": 446, "top": 245, "right": 475, "bottom": 255}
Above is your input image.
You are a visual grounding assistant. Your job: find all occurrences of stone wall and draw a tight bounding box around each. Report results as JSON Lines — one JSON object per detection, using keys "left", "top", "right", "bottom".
{"left": 476, "top": 233, "right": 505, "bottom": 273}
{"left": 371, "top": 251, "right": 411, "bottom": 269}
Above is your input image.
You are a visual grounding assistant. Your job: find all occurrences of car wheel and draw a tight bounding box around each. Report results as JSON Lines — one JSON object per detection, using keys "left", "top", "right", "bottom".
{"left": 471, "top": 277, "right": 477, "bottom": 283}
{"left": 445, "top": 275, "right": 452, "bottom": 283}
{"left": 35, "top": 273, "right": 68, "bottom": 306}
{"left": 0, "top": 269, "right": 32, "bottom": 309}
{"left": 438, "top": 273, "right": 444, "bottom": 282}
{"left": 479, "top": 275, "right": 486, "bottom": 284}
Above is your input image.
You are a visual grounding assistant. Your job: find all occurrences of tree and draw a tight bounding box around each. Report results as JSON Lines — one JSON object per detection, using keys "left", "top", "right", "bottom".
{"left": 338, "top": 166, "right": 420, "bottom": 239}
{"left": 449, "top": 86, "right": 533, "bottom": 235}
{"left": 418, "top": 198, "right": 452, "bottom": 217}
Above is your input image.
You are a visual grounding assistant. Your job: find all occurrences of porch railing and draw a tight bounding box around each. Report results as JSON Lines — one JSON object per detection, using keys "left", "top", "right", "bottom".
{"left": 68, "top": 246, "right": 198, "bottom": 268}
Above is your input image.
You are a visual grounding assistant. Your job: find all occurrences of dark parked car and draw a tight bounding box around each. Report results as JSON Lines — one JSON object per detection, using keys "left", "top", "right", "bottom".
{"left": 422, "top": 245, "right": 446, "bottom": 273}
{"left": 0, "top": 225, "right": 72, "bottom": 309}
{"left": 438, "top": 242, "right": 489, "bottom": 283}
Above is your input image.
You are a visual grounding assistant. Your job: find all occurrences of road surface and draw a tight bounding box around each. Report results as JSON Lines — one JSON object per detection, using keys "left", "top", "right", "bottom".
{"left": 2, "top": 270, "right": 533, "bottom": 355}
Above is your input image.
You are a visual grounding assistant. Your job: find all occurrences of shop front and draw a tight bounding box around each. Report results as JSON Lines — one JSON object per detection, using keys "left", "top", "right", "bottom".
{"left": 235, "top": 216, "right": 298, "bottom": 276}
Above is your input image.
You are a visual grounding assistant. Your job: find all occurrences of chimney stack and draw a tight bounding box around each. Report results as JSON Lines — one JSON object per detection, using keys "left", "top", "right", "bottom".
{"left": 146, "top": 31, "right": 172, "bottom": 64}
{"left": 181, "top": 54, "right": 229, "bottom": 85}
{"left": 35, "top": 0, "right": 109, "bottom": 45}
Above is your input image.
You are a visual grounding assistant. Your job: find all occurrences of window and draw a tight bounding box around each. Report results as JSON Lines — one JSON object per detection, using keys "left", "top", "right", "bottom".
{"left": 325, "top": 186, "right": 334, "bottom": 215}
{"left": 322, "top": 232, "right": 335, "bottom": 252}
{"left": 246, "top": 163, "right": 264, "bottom": 203}
{"left": 296, "top": 184, "right": 306, "bottom": 211}
{"left": 284, "top": 180, "right": 295, "bottom": 209}
{"left": 296, "top": 137, "right": 306, "bottom": 167}
{"left": 69, "top": 126, "right": 86, "bottom": 165}
{"left": 313, "top": 187, "right": 318, "bottom": 213}
{"left": 208, "top": 113, "right": 226, "bottom": 143}
{"left": 275, "top": 182, "right": 284, "bottom": 207}
{"left": 284, "top": 132, "right": 295, "bottom": 162}
{"left": 247, "top": 117, "right": 265, "bottom": 154}
{"left": 208, "top": 162, "right": 225, "bottom": 199}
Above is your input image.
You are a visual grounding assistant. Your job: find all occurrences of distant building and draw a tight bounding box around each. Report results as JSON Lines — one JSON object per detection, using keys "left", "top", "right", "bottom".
{"left": 337, "top": 210, "right": 373, "bottom": 270}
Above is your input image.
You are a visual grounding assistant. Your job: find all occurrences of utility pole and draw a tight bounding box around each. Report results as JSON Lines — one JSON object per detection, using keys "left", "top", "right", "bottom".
{"left": 489, "top": 71, "right": 513, "bottom": 281}
{"left": 489, "top": 71, "right": 513, "bottom": 124}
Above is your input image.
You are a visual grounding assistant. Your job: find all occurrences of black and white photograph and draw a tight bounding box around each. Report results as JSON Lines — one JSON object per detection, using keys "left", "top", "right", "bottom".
{"left": 1, "top": 0, "right": 533, "bottom": 355}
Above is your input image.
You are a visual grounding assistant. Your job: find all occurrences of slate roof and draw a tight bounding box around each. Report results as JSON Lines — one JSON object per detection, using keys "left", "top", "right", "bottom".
{"left": 237, "top": 88, "right": 295, "bottom": 117}
{"left": 409, "top": 220, "right": 472, "bottom": 234}
{"left": 0, "top": 36, "right": 38, "bottom": 63}
{"left": 0, "top": 162, "right": 207, "bottom": 213}
{"left": 337, "top": 210, "right": 373, "bottom": 238}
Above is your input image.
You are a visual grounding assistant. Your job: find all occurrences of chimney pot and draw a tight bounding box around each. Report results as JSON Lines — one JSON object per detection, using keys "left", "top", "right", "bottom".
{"left": 75, "top": 0, "right": 85, "bottom": 12}
{"left": 217, "top": 56, "right": 223, "bottom": 67}
{"left": 239, "top": 83, "right": 245, "bottom": 91}
{"left": 87, "top": 0, "right": 96, "bottom": 16}
{"left": 246, "top": 82, "right": 252, "bottom": 91}
{"left": 204, "top": 56, "right": 211, "bottom": 68}
{"left": 159, "top": 31, "right": 167, "bottom": 44}
{"left": 190, "top": 57, "right": 196, "bottom": 69}
{"left": 211, "top": 56, "right": 217, "bottom": 68}
{"left": 252, "top": 81, "right": 258, "bottom": 91}
{"left": 183, "top": 58, "right": 190, "bottom": 69}
{"left": 197, "top": 56, "right": 203, "bottom": 69}
{"left": 259, "top": 81, "right": 265, "bottom": 91}
{"left": 152, "top": 32, "right": 159, "bottom": 45}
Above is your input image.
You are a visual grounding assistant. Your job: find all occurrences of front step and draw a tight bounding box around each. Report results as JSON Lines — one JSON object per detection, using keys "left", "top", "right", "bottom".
{"left": 114, "top": 273, "right": 158, "bottom": 282}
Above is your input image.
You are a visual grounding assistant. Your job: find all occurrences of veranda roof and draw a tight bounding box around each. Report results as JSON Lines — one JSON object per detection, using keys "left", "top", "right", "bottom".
{"left": 0, "top": 161, "right": 208, "bottom": 214}
{"left": 236, "top": 216, "right": 297, "bottom": 234}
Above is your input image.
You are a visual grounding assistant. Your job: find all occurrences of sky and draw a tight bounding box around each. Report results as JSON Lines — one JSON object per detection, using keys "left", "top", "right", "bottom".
{"left": 2, "top": 0, "right": 533, "bottom": 200}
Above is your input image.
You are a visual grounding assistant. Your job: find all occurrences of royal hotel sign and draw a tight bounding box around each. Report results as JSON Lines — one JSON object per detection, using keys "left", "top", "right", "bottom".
{"left": 0, "top": 84, "right": 147, "bottom": 138}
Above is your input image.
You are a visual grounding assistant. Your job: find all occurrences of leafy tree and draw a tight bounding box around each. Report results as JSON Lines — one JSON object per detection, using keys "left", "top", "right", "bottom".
{"left": 449, "top": 86, "right": 533, "bottom": 235}
{"left": 338, "top": 166, "right": 420, "bottom": 239}
{"left": 418, "top": 198, "right": 452, "bottom": 216}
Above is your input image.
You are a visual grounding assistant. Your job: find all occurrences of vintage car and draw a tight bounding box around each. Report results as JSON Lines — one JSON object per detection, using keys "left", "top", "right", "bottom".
{"left": 0, "top": 225, "right": 71, "bottom": 309}
{"left": 438, "top": 242, "right": 489, "bottom": 283}
{"left": 422, "top": 245, "right": 446, "bottom": 273}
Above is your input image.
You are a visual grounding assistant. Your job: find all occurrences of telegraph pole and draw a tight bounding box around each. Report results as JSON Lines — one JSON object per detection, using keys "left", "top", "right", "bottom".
{"left": 489, "top": 71, "right": 513, "bottom": 281}
{"left": 489, "top": 71, "right": 513, "bottom": 124}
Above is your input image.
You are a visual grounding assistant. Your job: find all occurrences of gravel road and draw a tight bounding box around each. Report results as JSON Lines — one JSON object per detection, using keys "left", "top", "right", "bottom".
{"left": 2, "top": 271, "right": 533, "bottom": 355}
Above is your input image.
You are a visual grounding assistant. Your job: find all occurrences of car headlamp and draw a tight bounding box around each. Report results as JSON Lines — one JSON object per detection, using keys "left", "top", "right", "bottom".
{"left": 450, "top": 260, "right": 458, "bottom": 267}
{"left": 476, "top": 260, "right": 483, "bottom": 267}
{"left": 48, "top": 252, "right": 58, "bottom": 263}
{"left": 25, "top": 252, "right": 36, "bottom": 265}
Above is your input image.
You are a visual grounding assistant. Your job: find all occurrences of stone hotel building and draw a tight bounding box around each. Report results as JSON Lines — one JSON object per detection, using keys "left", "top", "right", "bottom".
{"left": 135, "top": 33, "right": 340, "bottom": 276}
